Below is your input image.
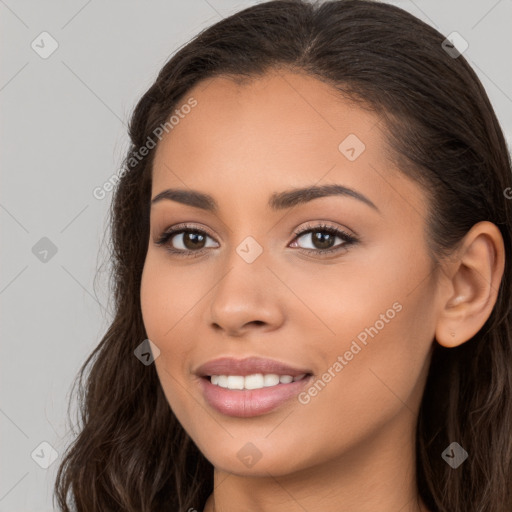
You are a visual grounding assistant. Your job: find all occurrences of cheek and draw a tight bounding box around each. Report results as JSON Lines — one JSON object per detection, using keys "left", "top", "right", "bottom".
{"left": 140, "top": 256, "right": 190, "bottom": 386}
{"left": 286, "top": 292, "right": 434, "bottom": 471}
{"left": 140, "top": 252, "right": 202, "bottom": 344}
{"left": 295, "top": 249, "right": 436, "bottom": 425}
{"left": 140, "top": 256, "right": 199, "bottom": 417}
{"left": 276, "top": 256, "right": 410, "bottom": 359}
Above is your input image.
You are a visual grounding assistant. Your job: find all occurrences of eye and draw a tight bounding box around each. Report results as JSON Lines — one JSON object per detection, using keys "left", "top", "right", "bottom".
{"left": 290, "top": 223, "right": 358, "bottom": 256}
{"left": 154, "top": 223, "right": 218, "bottom": 257}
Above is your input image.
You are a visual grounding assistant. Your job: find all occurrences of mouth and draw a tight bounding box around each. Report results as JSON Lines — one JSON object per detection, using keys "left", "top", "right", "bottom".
{"left": 194, "top": 356, "right": 314, "bottom": 417}
{"left": 198, "top": 372, "right": 314, "bottom": 418}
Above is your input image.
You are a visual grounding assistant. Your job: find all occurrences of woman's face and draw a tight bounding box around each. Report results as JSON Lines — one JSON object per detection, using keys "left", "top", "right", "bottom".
{"left": 141, "top": 70, "right": 440, "bottom": 478}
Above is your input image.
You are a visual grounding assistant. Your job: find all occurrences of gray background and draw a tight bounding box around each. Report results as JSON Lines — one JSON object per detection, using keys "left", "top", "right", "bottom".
{"left": 1, "top": 0, "right": 511, "bottom": 510}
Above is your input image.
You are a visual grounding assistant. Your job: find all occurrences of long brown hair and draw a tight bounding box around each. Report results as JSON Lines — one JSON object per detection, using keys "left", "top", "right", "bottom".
{"left": 53, "top": 1, "right": 512, "bottom": 510}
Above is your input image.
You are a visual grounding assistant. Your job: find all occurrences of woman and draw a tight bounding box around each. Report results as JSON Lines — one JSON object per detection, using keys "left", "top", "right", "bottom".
{"left": 54, "top": 1, "right": 512, "bottom": 511}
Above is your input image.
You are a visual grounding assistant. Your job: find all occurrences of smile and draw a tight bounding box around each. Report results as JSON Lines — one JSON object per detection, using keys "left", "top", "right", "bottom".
{"left": 199, "top": 373, "right": 313, "bottom": 418}
{"left": 209, "top": 373, "right": 308, "bottom": 390}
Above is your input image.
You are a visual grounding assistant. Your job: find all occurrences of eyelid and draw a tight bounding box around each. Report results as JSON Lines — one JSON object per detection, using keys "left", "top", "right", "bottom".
{"left": 293, "top": 221, "right": 358, "bottom": 239}
{"left": 154, "top": 222, "right": 218, "bottom": 242}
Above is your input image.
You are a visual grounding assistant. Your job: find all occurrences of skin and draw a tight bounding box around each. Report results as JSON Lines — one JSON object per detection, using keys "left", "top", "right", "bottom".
{"left": 140, "top": 69, "right": 505, "bottom": 512}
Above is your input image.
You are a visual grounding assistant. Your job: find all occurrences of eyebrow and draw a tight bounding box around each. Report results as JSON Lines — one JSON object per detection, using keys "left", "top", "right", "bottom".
{"left": 150, "top": 184, "right": 380, "bottom": 213}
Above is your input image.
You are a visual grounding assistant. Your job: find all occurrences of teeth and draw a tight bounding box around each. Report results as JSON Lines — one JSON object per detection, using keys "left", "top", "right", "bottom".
{"left": 264, "top": 374, "right": 279, "bottom": 387}
{"left": 209, "top": 373, "right": 308, "bottom": 390}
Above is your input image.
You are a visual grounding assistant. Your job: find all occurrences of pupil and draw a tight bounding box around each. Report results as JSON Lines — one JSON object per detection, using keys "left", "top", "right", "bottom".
{"left": 313, "top": 231, "right": 333, "bottom": 249}
{"left": 185, "top": 232, "right": 205, "bottom": 250}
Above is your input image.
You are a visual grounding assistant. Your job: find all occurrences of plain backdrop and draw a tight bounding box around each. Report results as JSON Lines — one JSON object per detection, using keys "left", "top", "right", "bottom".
{"left": 1, "top": 0, "right": 511, "bottom": 510}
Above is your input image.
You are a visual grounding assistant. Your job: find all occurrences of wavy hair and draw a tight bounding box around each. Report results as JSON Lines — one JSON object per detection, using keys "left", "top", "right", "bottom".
{"left": 53, "top": 1, "right": 512, "bottom": 510}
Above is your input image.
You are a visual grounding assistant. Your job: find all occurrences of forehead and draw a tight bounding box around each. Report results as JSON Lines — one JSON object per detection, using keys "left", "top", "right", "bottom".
{"left": 155, "top": 71, "right": 383, "bottom": 163}
{"left": 150, "top": 70, "right": 427, "bottom": 220}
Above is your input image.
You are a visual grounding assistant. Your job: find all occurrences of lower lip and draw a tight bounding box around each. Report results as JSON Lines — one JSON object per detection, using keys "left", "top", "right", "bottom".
{"left": 199, "top": 375, "right": 313, "bottom": 418}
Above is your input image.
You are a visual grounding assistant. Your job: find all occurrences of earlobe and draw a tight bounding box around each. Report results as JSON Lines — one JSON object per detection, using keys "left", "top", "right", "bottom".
{"left": 435, "top": 221, "right": 505, "bottom": 348}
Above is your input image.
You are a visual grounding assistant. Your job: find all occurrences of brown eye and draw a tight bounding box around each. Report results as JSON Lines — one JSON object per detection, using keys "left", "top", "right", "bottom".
{"left": 301, "top": 231, "right": 337, "bottom": 250}
{"left": 291, "top": 223, "right": 358, "bottom": 255}
{"left": 179, "top": 231, "right": 207, "bottom": 250}
{"left": 155, "top": 224, "right": 219, "bottom": 256}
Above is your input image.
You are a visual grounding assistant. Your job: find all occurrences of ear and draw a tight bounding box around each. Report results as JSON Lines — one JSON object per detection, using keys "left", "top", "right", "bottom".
{"left": 435, "top": 221, "right": 505, "bottom": 348}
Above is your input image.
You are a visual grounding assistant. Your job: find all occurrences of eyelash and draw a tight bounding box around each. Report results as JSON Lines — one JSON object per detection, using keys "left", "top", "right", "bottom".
{"left": 154, "top": 222, "right": 358, "bottom": 258}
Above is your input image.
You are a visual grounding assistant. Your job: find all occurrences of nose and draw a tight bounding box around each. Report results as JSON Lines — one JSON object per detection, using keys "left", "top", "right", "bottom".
{"left": 206, "top": 254, "right": 286, "bottom": 338}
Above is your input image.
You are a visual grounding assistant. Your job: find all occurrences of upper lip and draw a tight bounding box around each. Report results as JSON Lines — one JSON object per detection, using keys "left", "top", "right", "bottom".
{"left": 194, "top": 356, "right": 312, "bottom": 377}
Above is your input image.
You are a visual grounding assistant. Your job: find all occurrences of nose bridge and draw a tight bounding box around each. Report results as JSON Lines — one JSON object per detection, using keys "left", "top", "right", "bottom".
{"left": 219, "top": 211, "right": 272, "bottom": 270}
{"left": 216, "top": 232, "right": 270, "bottom": 303}
{"left": 206, "top": 231, "right": 284, "bottom": 334}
